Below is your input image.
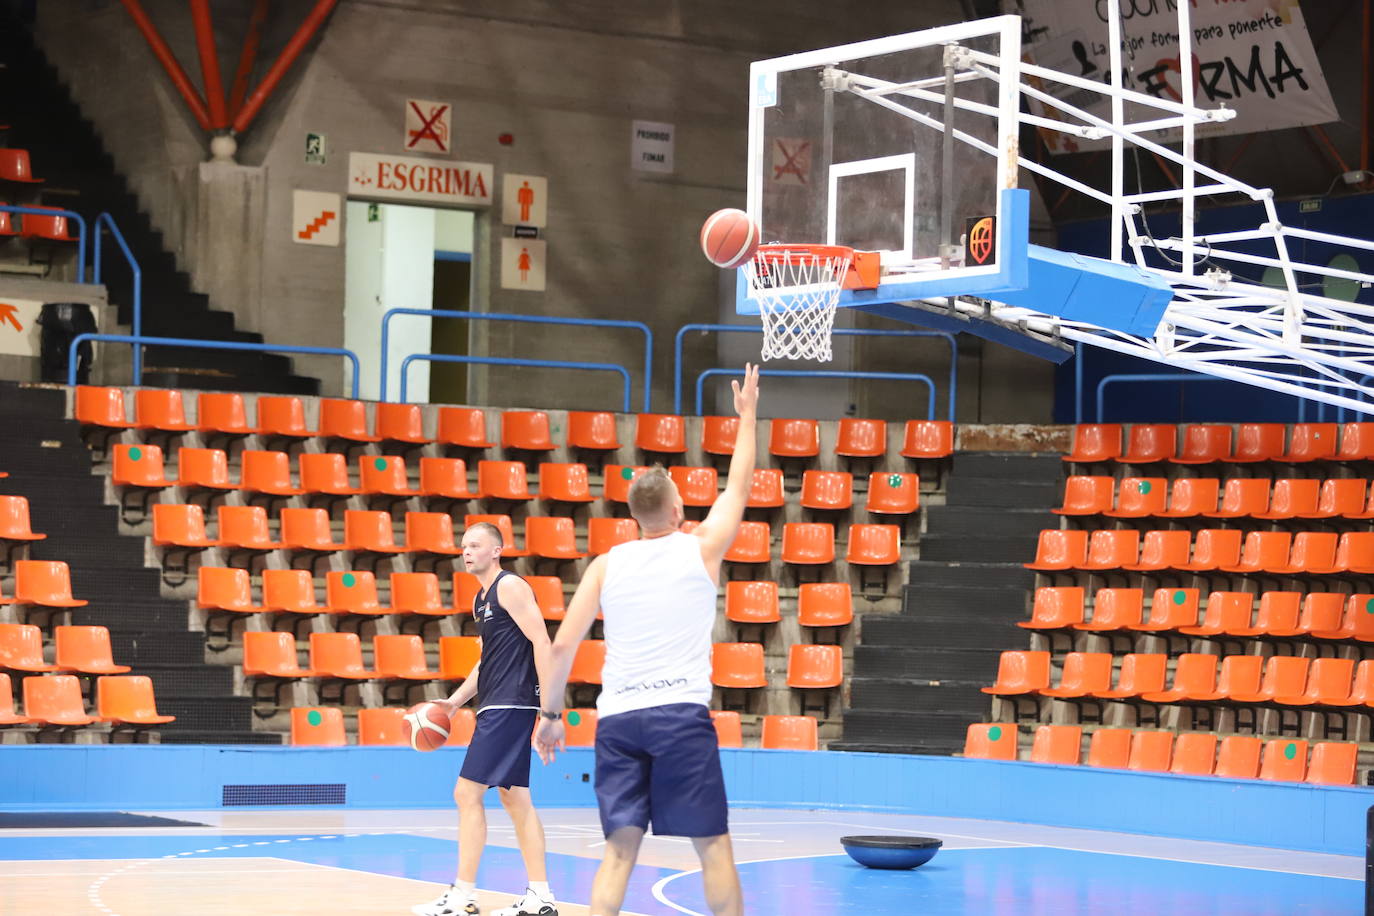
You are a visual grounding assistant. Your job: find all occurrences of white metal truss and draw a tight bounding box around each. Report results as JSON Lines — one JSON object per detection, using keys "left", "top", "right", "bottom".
{"left": 838, "top": 12, "right": 1374, "bottom": 415}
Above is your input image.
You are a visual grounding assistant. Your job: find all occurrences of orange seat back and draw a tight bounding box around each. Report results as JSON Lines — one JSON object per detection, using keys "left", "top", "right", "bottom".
{"left": 769, "top": 418, "right": 819, "bottom": 458}
{"left": 75, "top": 386, "right": 129, "bottom": 427}
{"left": 786, "top": 644, "right": 843, "bottom": 688}
{"left": 298, "top": 452, "right": 359, "bottom": 495}
{"left": 711, "top": 642, "right": 767, "bottom": 688}
{"left": 1306, "top": 741, "right": 1358, "bottom": 786}
{"left": 0, "top": 623, "right": 53, "bottom": 671}
{"left": 567, "top": 411, "right": 620, "bottom": 450}
{"left": 603, "top": 465, "right": 649, "bottom": 503}
{"left": 217, "top": 505, "right": 280, "bottom": 550}
{"left": 761, "top": 714, "right": 819, "bottom": 750}
{"left": 197, "top": 566, "right": 258, "bottom": 613}
{"left": 1230, "top": 422, "right": 1286, "bottom": 462}
{"left": 701, "top": 416, "right": 738, "bottom": 455}
{"left": 635, "top": 414, "right": 686, "bottom": 453}
{"left": 308, "top": 631, "right": 373, "bottom": 678}
{"left": 54, "top": 626, "right": 127, "bottom": 674}
{"left": 359, "top": 455, "right": 417, "bottom": 495}
{"left": 262, "top": 569, "right": 321, "bottom": 614}
{"left": 710, "top": 710, "right": 743, "bottom": 748}
{"left": 1029, "top": 725, "right": 1082, "bottom": 765}
{"left": 1063, "top": 423, "right": 1121, "bottom": 462}
{"left": 342, "top": 510, "right": 401, "bottom": 552}
{"left": 724, "top": 581, "right": 780, "bottom": 624}
{"left": 1086, "top": 728, "right": 1132, "bottom": 768}
{"left": 390, "top": 572, "right": 448, "bottom": 615}
{"left": 901, "top": 420, "right": 954, "bottom": 459}
{"left": 526, "top": 575, "right": 566, "bottom": 620}
{"left": 797, "top": 582, "right": 853, "bottom": 627}
{"left": 242, "top": 631, "right": 310, "bottom": 677}
{"left": 669, "top": 466, "right": 719, "bottom": 507}
{"left": 1169, "top": 732, "right": 1218, "bottom": 775}
{"left": 133, "top": 389, "right": 192, "bottom": 431}
{"left": 239, "top": 450, "right": 299, "bottom": 495}
{"left": 747, "top": 468, "right": 786, "bottom": 508}
{"left": 358, "top": 707, "right": 408, "bottom": 745}
{"left": 281, "top": 507, "right": 344, "bottom": 551}
{"left": 963, "top": 723, "right": 1017, "bottom": 760}
{"left": 587, "top": 517, "right": 639, "bottom": 556}
{"left": 373, "top": 634, "right": 434, "bottom": 678}
{"left": 255, "top": 396, "right": 312, "bottom": 437}
{"left": 176, "top": 447, "right": 233, "bottom": 489}
{"left": 436, "top": 406, "right": 493, "bottom": 448}
{"left": 96, "top": 675, "right": 172, "bottom": 723}
{"left": 112, "top": 443, "right": 170, "bottom": 488}
{"left": 781, "top": 522, "right": 834, "bottom": 564}
{"left": 151, "top": 503, "right": 212, "bottom": 547}
{"left": 374, "top": 402, "right": 428, "bottom": 443}
{"left": 1127, "top": 730, "right": 1174, "bottom": 772}
{"left": 539, "top": 463, "right": 594, "bottom": 502}
{"left": 1174, "top": 424, "right": 1232, "bottom": 463}
{"left": 318, "top": 399, "right": 379, "bottom": 442}
{"left": 197, "top": 393, "right": 253, "bottom": 434}
{"left": 1119, "top": 424, "right": 1176, "bottom": 462}
{"left": 445, "top": 707, "right": 478, "bottom": 746}
{"left": 439, "top": 635, "right": 481, "bottom": 680}
{"left": 1285, "top": 423, "right": 1338, "bottom": 462}
{"left": 563, "top": 708, "right": 599, "bottom": 746}
{"left": 14, "top": 560, "right": 86, "bottom": 607}
{"left": 23, "top": 674, "right": 93, "bottom": 724}
{"left": 1214, "top": 735, "right": 1261, "bottom": 779}
{"left": 835, "top": 418, "right": 887, "bottom": 458}
{"left": 501, "top": 410, "right": 554, "bottom": 451}
{"left": 326, "top": 571, "right": 385, "bottom": 614}
{"left": 418, "top": 457, "right": 476, "bottom": 498}
{"left": 569, "top": 640, "right": 606, "bottom": 685}
{"left": 799, "top": 470, "right": 852, "bottom": 511}
{"left": 867, "top": 472, "right": 919, "bottom": 514}
{"left": 290, "top": 706, "right": 346, "bottom": 746}
{"left": 478, "top": 460, "right": 532, "bottom": 500}
{"left": 526, "top": 516, "right": 584, "bottom": 560}
{"left": 846, "top": 523, "right": 900, "bottom": 565}
{"left": 1259, "top": 738, "right": 1309, "bottom": 782}
{"left": 406, "top": 512, "right": 460, "bottom": 554}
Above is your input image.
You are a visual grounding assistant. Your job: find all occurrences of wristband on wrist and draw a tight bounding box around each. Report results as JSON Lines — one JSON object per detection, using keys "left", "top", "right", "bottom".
{"left": 540, "top": 709, "right": 561, "bottom": 721}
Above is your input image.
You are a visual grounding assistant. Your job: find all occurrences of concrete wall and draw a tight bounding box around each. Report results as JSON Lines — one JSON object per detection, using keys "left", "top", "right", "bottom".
{"left": 30, "top": 0, "right": 1073, "bottom": 422}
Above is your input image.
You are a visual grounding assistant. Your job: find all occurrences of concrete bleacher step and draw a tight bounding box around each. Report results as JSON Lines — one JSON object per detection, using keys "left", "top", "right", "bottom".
{"left": 107, "top": 630, "right": 204, "bottom": 666}
{"left": 848, "top": 677, "right": 990, "bottom": 714}
{"left": 944, "top": 476, "right": 1062, "bottom": 508}
{"left": 853, "top": 645, "right": 1003, "bottom": 681}
{"left": 154, "top": 695, "right": 256, "bottom": 733}
{"left": 951, "top": 451, "right": 1065, "bottom": 482}
{"left": 918, "top": 534, "right": 1042, "bottom": 563}
{"left": 903, "top": 584, "right": 1029, "bottom": 618}
{"left": 836, "top": 709, "right": 976, "bottom": 754}
{"left": 129, "top": 664, "right": 231, "bottom": 697}
{"left": 861, "top": 613, "right": 1023, "bottom": 649}
{"left": 905, "top": 560, "right": 1036, "bottom": 590}
{"left": 157, "top": 730, "right": 284, "bottom": 745}
{"left": 922, "top": 504, "right": 1055, "bottom": 539}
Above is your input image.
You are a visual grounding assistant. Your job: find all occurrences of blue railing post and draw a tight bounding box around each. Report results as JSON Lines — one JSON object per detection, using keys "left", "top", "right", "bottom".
{"left": 399, "top": 354, "right": 632, "bottom": 411}
{"left": 380, "top": 309, "right": 653, "bottom": 410}
{"left": 0, "top": 204, "right": 87, "bottom": 282}
{"left": 69, "top": 334, "right": 362, "bottom": 398}
{"left": 92, "top": 213, "right": 142, "bottom": 385}
{"left": 673, "top": 324, "right": 958, "bottom": 418}
{"left": 695, "top": 368, "right": 936, "bottom": 419}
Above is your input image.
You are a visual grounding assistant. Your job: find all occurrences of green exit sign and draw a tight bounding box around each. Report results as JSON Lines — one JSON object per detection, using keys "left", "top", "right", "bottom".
{"left": 1299, "top": 199, "right": 1322, "bottom": 214}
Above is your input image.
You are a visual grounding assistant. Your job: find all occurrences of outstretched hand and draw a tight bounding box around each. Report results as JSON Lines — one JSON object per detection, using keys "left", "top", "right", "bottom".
{"left": 732, "top": 362, "right": 760, "bottom": 418}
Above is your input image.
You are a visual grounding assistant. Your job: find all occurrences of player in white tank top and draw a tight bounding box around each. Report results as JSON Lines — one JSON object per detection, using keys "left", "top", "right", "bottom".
{"left": 533, "top": 363, "right": 759, "bottom": 916}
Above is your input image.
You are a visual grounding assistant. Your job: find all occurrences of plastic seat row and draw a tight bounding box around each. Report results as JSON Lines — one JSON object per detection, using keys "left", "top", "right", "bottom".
{"left": 0, "top": 624, "right": 128, "bottom": 674}
{"left": 710, "top": 642, "right": 844, "bottom": 690}
{"left": 1022, "top": 586, "right": 1374, "bottom": 641}
{"left": 1065, "top": 422, "right": 1370, "bottom": 465}
{"left": 964, "top": 722, "right": 1358, "bottom": 784}
{"left": 0, "top": 560, "right": 86, "bottom": 609}
{"left": 985, "top": 649, "right": 1374, "bottom": 709}
{"left": 76, "top": 386, "right": 956, "bottom": 459}
{"left": 1057, "top": 475, "right": 1374, "bottom": 520}
{"left": 1027, "top": 527, "right": 1374, "bottom": 576}
{"left": 0, "top": 672, "right": 173, "bottom": 729}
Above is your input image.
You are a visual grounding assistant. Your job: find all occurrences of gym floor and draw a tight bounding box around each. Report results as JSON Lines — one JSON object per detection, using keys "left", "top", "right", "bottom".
{"left": 0, "top": 806, "right": 1361, "bottom": 914}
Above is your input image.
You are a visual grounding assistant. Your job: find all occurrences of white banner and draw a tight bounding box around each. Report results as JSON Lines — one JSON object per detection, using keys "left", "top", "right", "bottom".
{"left": 0, "top": 298, "right": 43, "bottom": 357}
{"left": 631, "top": 120, "right": 674, "bottom": 173}
{"left": 1010, "top": 0, "right": 1337, "bottom": 154}
{"left": 292, "top": 190, "right": 341, "bottom": 246}
{"left": 348, "top": 152, "right": 493, "bottom": 206}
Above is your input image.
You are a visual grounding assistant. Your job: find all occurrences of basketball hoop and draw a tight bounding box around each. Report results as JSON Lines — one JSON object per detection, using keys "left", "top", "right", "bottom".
{"left": 743, "top": 243, "right": 853, "bottom": 362}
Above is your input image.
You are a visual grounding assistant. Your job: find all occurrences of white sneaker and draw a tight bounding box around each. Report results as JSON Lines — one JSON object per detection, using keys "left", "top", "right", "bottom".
{"left": 412, "top": 885, "right": 480, "bottom": 916}
{"left": 491, "top": 889, "right": 557, "bottom": 916}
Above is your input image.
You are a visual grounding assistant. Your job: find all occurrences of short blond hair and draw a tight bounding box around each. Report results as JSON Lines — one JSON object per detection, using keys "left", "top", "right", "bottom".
{"left": 465, "top": 521, "right": 503, "bottom": 547}
{"left": 627, "top": 465, "right": 674, "bottom": 524}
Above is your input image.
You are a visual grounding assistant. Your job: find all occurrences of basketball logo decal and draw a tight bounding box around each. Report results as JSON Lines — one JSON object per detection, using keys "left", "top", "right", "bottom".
{"left": 966, "top": 216, "right": 996, "bottom": 266}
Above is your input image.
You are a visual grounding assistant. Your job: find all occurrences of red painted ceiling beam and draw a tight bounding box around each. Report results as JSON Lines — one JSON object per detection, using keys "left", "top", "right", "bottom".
{"left": 119, "top": 0, "right": 211, "bottom": 131}
{"left": 232, "top": 0, "right": 338, "bottom": 135}
{"left": 189, "top": 0, "right": 229, "bottom": 130}
{"left": 228, "top": 0, "right": 271, "bottom": 119}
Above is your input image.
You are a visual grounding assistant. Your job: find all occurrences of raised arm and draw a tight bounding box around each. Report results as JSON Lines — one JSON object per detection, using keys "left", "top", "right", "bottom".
{"left": 692, "top": 363, "right": 760, "bottom": 581}
{"left": 533, "top": 553, "right": 606, "bottom": 762}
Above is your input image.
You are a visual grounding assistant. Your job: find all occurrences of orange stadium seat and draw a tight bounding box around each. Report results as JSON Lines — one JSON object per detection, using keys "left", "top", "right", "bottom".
{"left": 405, "top": 512, "right": 463, "bottom": 558}
{"left": 587, "top": 517, "right": 639, "bottom": 556}
{"left": 1116, "top": 424, "right": 1176, "bottom": 463}
{"left": 1312, "top": 478, "right": 1366, "bottom": 518}
{"left": 981, "top": 651, "right": 1051, "bottom": 696}
{"left": 900, "top": 420, "right": 953, "bottom": 459}
{"left": 567, "top": 411, "right": 620, "bottom": 452}
{"left": 835, "top": 418, "right": 886, "bottom": 459}
{"left": 290, "top": 706, "right": 346, "bottom": 746}
{"left": 1283, "top": 423, "right": 1338, "bottom": 462}
{"left": 1091, "top": 653, "right": 1168, "bottom": 701}
{"left": 298, "top": 452, "right": 362, "bottom": 500}
{"left": 242, "top": 631, "right": 314, "bottom": 679}
{"left": 419, "top": 457, "right": 478, "bottom": 500}
{"left": 373, "top": 634, "right": 440, "bottom": 680}
{"left": 563, "top": 709, "right": 598, "bottom": 746}
{"left": 23, "top": 674, "right": 95, "bottom": 727}
{"left": 797, "top": 582, "right": 853, "bottom": 628}
{"left": 769, "top": 418, "right": 820, "bottom": 459}
{"left": 1170, "top": 424, "right": 1232, "bottom": 464}
{"left": 359, "top": 455, "right": 420, "bottom": 498}
{"left": 175, "top": 447, "right": 235, "bottom": 492}
{"left": 0, "top": 673, "right": 31, "bottom": 725}
{"left": 262, "top": 569, "right": 327, "bottom": 620}
{"left": 0, "top": 623, "right": 56, "bottom": 672}
{"left": 781, "top": 523, "right": 835, "bottom": 566}
{"left": 1126, "top": 529, "right": 1192, "bottom": 572}
{"left": 1221, "top": 531, "right": 1293, "bottom": 574}
{"left": 74, "top": 385, "right": 130, "bottom": 429}
{"left": 1105, "top": 477, "right": 1167, "bottom": 518}
{"left": 341, "top": 510, "right": 404, "bottom": 556}
{"left": 669, "top": 466, "right": 718, "bottom": 507}
{"left": 0, "top": 495, "right": 45, "bottom": 545}
{"left": 866, "top": 471, "right": 919, "bottom": 517}
{"left": 603, "top": 465, "right": 649, "bottom": 504}
{"left": 1086, "top": 728, "right": 1132, "bottom": 769}
{"left": 196, "top": 392, "right": 255, "bottom": 439}
{"left": 1254, "top": 478, "right": 1321, "bottom": 519}
{"left": 1177, "top": 529, "right": 1242, "bottom": 571}
{"left": 527, "top": 576, "right": 567, "bottom": 620}
{"left": 1129, "top": 588, "right": 1199, "bottom": 633}
{"left": 1169, "top": 733, "right": 1218, "bottom": 776}
{"left": 799, "top": 471, "right": 852, "bottom": 511}
{"left": 53, "top": 626, "right": 129, "bottom": 675}
{"left": 390, "top": 572, "right": 454, "bottom": 619}
{"left": 539, "top": 463, "right": 594, "bottom": 503}
{"left": 280, "top": 507, "right": 345, "bottom": 556}
{"left": 1020, "top": 587, "right": 1085, "bottom": 631}
{"left": 963, "top": 723, "right": 1016, "bottom": 760}
{"left": 1062, "top": 424, "right": 1122, "bottom": 463}
{"left": 701, "top": 416, "right": 739, "bottom": 456}
{"left": 374, "top": 402, "right": 430, "bottom": 444}
{"left": 723, "top": 521, "right": 771, "bottom": 566}
{"left": 747, "top": 468, "right": 786, "bottom": 510}
{"left": 710, "top": 710, "right": 743, "bottom": 748}
{"left": 501, "top": 410, "right": 554, "bottom": 452}
{"left": 217, "top": 505, "right": 284, "bottom": 558}
{"left": 1081, "top": 529, "right": 1140, "bottom": 570}
{"left": 526, "top": 516, "right": 585, "bottom": 561}
{"left": 1228, "top": 423, "right": 1286, "bottom": 463}
{"left": 725, "top": 581, "right": 780, "bottom": 624}
{"left": 1306, "top": 742, "right": 1358, "bottom": 786}
{"left": 1259, "top": 739, "right": 1308, "bottom": 782}
{"left": 1039, "top": 652, "right": 1112, "bottom": 699}
{"left": 1156, "top": 477, "right": 1220, "bottom": 517}
{"left": 318, "top": 399, "right": 380, "bottom": 444}
{"left": 238, "top": 450, "right": 302, "bottom": 500}
{"left": 0, "top": 148, "right": 43, "bottom": 182}
{"left": 326, "top": 570, "right": 391, "bottom": 618}
{"left": 1213, "top": 735, "right": 1262, "bottom": 779}
{"left": 786, "top": 644, "right": 843, "bottom": 689}
{"left": 309, "top": 632, "right": 376, "bottom": 679}
{"left": 761, "top": 714, "right": 819, "bottom": 751}
{"left": 1337, "top": 422, "right": 1374, "bottom": 461}
{"left": 1030, "top": 725, "right": 1082, "bottom": 765}
{"left": 445, "top": 708, "right": 478, "bottom": 746}
{"left": 1053, "top": 476, "right": 1114, "bottom": 515}
{"left": 112, "top": 443, "right": 173, "bottom": 489}
{"left": 439, "top": 636, "right": 481, "bottom": 680}
{"left": 635, "top": 414, "right": 686, "bottom": 455}
{"left": 477, "top": 460, "right": 532, "bottom": 502}
{"left": 711, "top": 642, "right": 767, "bottom": 689}
{"left": 358, "top": 707, "right": 407, "bottom": 746}
{"left": 1207, "top": 478, "right": 1272, "bottom": 518}
{"left": 1074, "top": 588, "right": 1143, "bottom": 632}
{"left": 846, "top": 524, "right": 900, "bottom": 566}
{"left": 1127, "top": 730, "right": 1174, "bottom": 772}
{"left": 97, "top": 676, "right": 175, "bottom": 727}
{"left": 436, "top": 407, "right": 494, "bottom": 449}
{"left": 256, "top": 396, "right": 315, "bottom": 440}
{"left": 1024, "top": 529, "right": 1088, "bottom": 571}
{"left": 14, "top": 560, "right": 87, "bottom": 608}
{"left": 197, "top": 566, "right": 266, "bottom": 618}
{"left": 569, "top": 640, "right": 606, "bottom": 685}
{"left": 133, "top": 389, "right": 193, "bottom": 433}
{"left": 1179, "top": 592, "right": 1253, "bottom": 637}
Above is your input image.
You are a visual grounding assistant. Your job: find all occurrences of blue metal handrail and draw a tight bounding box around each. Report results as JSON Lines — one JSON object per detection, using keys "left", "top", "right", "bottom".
{"left": 1094, "top": 373, "right": 1231, "bottom": 423}
{"left": 380, "top": 308, "right": 653, "bottom": 410}
{"left": 91, "top": 213, "right": 143, "bottom": 384}
{"left": 673, "top": 324, "right": 958, "bottom": 418}
{"left": 0, "top": 204, "right": 87, "bottom": 281}
{"left": 69, "top": 334, "right": 362, "bottom": 399}
{"left": 399, "top": 354, "right": 632, "bottom": 411}
{"left": 695, "top": 368, "right": 936, "bottom": 419}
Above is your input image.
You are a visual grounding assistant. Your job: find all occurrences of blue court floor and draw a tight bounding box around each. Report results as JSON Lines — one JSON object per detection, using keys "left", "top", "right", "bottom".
{"left": 1, "top": 807, "right": 1362, "bottom": 914}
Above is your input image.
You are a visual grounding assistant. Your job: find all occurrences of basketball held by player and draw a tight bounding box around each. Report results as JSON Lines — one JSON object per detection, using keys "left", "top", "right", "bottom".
{"left": 535, "top": 363, "right": 761, "bottom": 916}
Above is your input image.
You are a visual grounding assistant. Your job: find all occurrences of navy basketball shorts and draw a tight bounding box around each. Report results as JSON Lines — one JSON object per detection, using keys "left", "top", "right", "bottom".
{"left": 594, "top": 702, "right": 728, "bottom": 838}
{"left": 459, "top": 708, "right": 537, "bottom": 789}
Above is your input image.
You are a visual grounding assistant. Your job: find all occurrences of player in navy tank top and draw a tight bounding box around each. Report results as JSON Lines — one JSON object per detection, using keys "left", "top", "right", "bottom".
{"left": 412, "top": 522, "right": 558, "bottom": 916}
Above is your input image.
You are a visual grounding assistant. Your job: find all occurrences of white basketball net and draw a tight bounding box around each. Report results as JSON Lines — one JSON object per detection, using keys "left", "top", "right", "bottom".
{"left": 744, "top": 246, "right": 851, "bottom": 362}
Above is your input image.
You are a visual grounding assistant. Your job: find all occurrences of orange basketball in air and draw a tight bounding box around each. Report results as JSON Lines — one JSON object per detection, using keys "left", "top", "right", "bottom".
{"left": 402, "top": 702, "right": 451, "bottom": 752}
{"left": 700, "top": 208, "right": 760, "bottom": 269}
